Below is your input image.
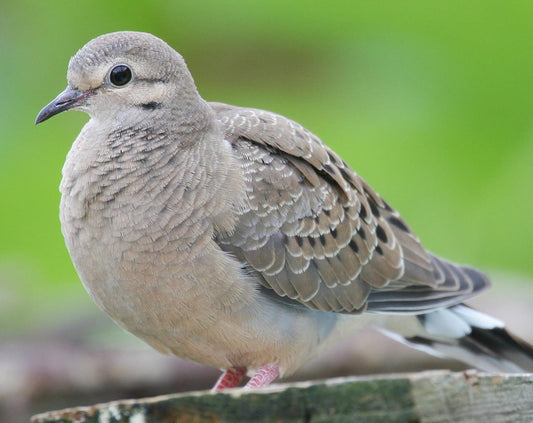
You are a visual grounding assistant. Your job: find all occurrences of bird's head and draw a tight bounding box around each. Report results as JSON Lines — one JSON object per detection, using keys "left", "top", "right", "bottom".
{"left": 36, "top": 31, "right": 201, "bottom": 126}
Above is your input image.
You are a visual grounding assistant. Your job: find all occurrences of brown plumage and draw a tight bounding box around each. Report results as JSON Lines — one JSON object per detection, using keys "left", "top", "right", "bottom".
{"left": 36, "top": 31, "right": 533, "bottom": 390}
{"left": 213, "top": 103, "right": 484, "bottom": 314}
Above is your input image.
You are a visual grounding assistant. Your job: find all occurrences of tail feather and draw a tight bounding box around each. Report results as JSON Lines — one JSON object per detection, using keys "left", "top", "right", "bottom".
{"left": 380, "top": 304, "right": 533, "bottom": 373}
{"left": 465, "top": 326, "right": 533, "bottom": 372}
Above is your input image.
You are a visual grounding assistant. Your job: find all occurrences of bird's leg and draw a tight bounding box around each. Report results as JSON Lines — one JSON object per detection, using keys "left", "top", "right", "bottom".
{"left": 244, "top": 365, "right": 280, "bottom": 389}
{"left": 211, "top": 367, "right": 247, "bottom": 391}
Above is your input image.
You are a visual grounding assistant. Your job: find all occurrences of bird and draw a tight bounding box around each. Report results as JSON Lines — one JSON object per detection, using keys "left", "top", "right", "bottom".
{"left": 36, "top": 31, "right": 533, "bottom": 391}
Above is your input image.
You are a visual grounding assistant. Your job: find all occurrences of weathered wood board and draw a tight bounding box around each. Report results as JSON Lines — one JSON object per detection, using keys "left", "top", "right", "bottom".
{"left": 31, "top": 370, "right": 533, "bottom": 423}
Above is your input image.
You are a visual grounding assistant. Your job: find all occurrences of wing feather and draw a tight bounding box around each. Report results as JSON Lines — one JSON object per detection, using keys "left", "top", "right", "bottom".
{"left": 212, "top": 102, "right": 489, "bottom": 314}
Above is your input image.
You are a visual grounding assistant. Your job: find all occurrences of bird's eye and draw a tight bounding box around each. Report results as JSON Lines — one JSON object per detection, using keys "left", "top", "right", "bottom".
{"left": 109, "top": 65, "right": 132, "bottom": 87}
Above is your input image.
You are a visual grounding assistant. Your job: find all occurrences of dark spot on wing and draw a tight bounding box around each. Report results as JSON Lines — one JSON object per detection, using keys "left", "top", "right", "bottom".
{"left": 340, "top": 166, "right": 355, "bottom": 184}
{"left": 359, "top": 204, "right": 368, "bottom": 220}
{"left": 368, "top": 198, "right": 380, "bottom": 217}
{"left": 327, "top": 151, "right": 339, "bottom": 165}
{"left": 383, "top": 200, "right": 393, "bottom": 212}
{"left": 388, "top": 216, "right": 409, "bottom": 232}
{"left": 376, "top": 225, "right": 388, "bottom": 243}
{"left": 323, "top": 163, "right": 334, "bottom": 175}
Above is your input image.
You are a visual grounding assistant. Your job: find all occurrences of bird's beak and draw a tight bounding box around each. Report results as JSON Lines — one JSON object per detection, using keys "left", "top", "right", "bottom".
{"left": 35, "top": 87, "right": 93, "bottom": 124}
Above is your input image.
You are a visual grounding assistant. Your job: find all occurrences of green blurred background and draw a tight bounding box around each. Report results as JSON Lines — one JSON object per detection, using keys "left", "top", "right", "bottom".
{"left": 1, "top": 0, "right": 533, "bottom": 419}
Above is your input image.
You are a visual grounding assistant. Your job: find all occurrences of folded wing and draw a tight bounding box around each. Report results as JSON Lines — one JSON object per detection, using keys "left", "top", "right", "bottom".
{"left": 212, "top": 102, "right": 489, "bottom": 314}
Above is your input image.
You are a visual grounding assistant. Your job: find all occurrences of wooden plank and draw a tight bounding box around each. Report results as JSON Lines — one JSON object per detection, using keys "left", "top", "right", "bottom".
{"left": 31, "top": 370, "right": 533, "bottom": 423}
{"left": 411, "top": 370, "right": 533, "bottom": 423}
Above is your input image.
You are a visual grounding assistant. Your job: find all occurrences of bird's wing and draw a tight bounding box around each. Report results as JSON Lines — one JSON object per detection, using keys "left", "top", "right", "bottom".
{"left": 211, "top": 102, "right": 489, "bottom": 314}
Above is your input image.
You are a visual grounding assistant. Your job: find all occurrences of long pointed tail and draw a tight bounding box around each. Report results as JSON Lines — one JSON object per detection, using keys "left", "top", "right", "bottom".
{"left": 380, "top": 304, "right": 533, "bottom": 373}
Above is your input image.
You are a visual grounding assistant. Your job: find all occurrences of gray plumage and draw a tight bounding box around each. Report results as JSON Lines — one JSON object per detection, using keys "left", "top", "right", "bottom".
{"left": 36, "top": 31, "right": 533, "bottom": 387}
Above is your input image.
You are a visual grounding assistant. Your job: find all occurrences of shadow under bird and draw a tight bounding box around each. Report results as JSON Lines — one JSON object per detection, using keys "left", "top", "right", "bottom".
{"left": 36, "top": 31, "right": 533, "bottom": 390}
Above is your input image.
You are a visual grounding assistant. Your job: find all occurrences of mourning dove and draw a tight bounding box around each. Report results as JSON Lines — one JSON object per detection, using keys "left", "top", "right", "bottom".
{"left": 36, "top": 31, "right": 533, "bottom": 390}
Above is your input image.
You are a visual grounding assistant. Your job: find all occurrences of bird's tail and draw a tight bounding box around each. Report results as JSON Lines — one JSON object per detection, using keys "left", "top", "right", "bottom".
{"left": 380, "top": 304, "right": 533, "bottom": 373}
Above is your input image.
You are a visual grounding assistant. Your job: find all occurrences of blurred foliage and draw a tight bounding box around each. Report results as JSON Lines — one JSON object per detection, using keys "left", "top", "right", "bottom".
{"left": 1, "top": 1, "right": 532, "bottom": 335}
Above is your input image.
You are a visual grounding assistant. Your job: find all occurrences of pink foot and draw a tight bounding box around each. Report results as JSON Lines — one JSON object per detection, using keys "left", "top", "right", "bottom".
{"left": 244, "top": 365, "right": 280, "bottom": 389}
{"left": 211, "top": 367, "right": 247, "bottom": 391}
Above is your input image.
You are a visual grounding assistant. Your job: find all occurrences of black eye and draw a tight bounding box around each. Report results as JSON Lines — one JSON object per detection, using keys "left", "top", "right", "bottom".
{"left": 109, "top": 65, "right": 132, "bottom": 86}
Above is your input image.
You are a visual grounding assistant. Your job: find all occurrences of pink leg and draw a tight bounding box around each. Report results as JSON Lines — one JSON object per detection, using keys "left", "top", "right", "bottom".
{"left": 211, "top": 367, "right": 247, "bottom": 391}
{"left": 244, "top": 365, "right": 280, "bottom": 389}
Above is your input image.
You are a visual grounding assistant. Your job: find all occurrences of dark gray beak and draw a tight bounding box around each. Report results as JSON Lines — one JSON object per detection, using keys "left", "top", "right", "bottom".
{"left": 35, "top": 87, "right": 93, "bottom": 124}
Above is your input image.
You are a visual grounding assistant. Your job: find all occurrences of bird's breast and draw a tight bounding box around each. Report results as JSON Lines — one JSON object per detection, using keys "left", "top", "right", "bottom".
{"left": 57, "top": 123, "right": 344, "bottom": 372}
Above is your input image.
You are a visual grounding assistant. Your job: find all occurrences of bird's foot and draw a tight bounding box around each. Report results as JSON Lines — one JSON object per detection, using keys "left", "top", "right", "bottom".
{"left": 211, "top": 366, "right": 247, "bottom": 391}
{"left": 244, "top": 365, "right": 280, "bottom": 388}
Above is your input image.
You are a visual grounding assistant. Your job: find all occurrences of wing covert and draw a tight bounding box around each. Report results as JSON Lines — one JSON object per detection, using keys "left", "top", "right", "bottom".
{"left": 211, "top": 102, "right": 488, "bottom": 314}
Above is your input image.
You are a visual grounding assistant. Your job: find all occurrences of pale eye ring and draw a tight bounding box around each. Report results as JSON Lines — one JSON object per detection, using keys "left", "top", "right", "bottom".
{"left": 109, "top": 64, "right": 132, "bottom": 86}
